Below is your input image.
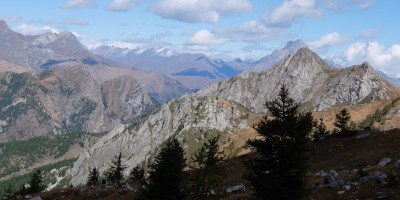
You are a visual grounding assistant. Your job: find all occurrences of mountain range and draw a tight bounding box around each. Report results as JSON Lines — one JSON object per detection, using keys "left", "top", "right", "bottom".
{"left": 93, "top": 39, "right": 308, "bottom": 89}
{"left": 1, "top": 19, "right": 400, "bottom": 190}
{"left": 69, "top": 46, "right": 399, "bottom": 185}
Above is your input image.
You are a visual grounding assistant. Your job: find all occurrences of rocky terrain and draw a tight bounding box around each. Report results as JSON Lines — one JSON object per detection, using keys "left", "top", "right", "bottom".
{"left": 0, "top": 66, "right": 158, "bottom": 142}
{"left": 69, "top": 95, "right": 250, "bottom": 185}
{"left": 68, "top": 47, "right": 399, "bottom": 186}
{"left": 199, "top": 47, "right": 397, "bottom": 112}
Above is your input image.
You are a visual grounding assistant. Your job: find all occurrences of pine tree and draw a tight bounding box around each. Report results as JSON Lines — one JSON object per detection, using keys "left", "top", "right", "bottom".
{"left": 247, "top": 85, "right": 313, "bottom": 200}
{"left": 333, "top": 108, "right": 351, "bottom": 135}
{"left": 105, "top": 152, "right": 127, "bottom": 187}
{"left": 313, "top": 118, "right": 329, "bottom": 141}
{"left": 29, "top": 169, "right": 45, "bottom": 193}
{"left": 87, "top": 167, "right": 100, "bottom": 186}
{"left": 130, "top": 166, "right": 145, "bottom": 184}
{"left": 184, "top": 135, "right": 225, "bottom": 200}
{"left": 145, "top": 138, "right": 186, "bottom": 200}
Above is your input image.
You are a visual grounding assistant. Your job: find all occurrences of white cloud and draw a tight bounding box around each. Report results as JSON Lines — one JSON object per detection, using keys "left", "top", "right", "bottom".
{"left": 107, "top": 0, "right": 143, "bottom": 11}
{"left": 338, "top": 42, "right": 400, "bottom": 77}
{"left": 352, "top": 0, "right": 374, "bottom": 9}
{"left": 308, "top": 32, "right": 351, "bottom": 50}
{"left": 14, "top": 24, "right": 59, "bottom": 35}
{"left": 220, "top": 20, "right": 280, "bottom": 43}
{"left": 263, "top": 0, "right": 322, "bottom": 27}
{"left": 62, "top": 0, "right": 95, "bottom": 9}
{"left": 110, "top": 41, "right": 142, "bottom": 49}
{"left": 187, "top": 29, "right": 227, "bottom": 45}
{"left": 61, "top": 18, "right": 89, "bottom": 26}
{"left": 151, "top": 0, "right": 253, "bottom": 23}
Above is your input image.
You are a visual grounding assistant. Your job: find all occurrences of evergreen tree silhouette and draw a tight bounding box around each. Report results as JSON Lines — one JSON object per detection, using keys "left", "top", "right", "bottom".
{"left": 29, "top": 169, "right": 45, "bottom": 193}
{"left": 105, "top": 152, "right": 127, "bottom": 187}
{"left": 333, "top": 108, "right": 351, "bottom": 135}
{"left": 145, "top": 138, "right": 186, "bottom": 200}
{"left": 183, "top": 135, "right": 225, "bottom": 200}
{"left": 247, "top": 85, "right": 313, "bottom": 200}
{"left": 87, "top": 167, "right": 100, "bottom": 186}
{"left": 313, "top": 118, "right": 329, "bottom": 141}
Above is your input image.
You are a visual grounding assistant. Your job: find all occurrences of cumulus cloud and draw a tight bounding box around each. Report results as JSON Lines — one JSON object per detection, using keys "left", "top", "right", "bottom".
{"left": 263, "top": 0, "right": 322, "bottom": 27}
{"left": 14, "top": 24, "right": 59, "bottom": 35}
{"left": 151, "top": 0, "right": 253, "bottom": 23}
{"left": 308, "top": 32, "right": 351, "bottom": 50}
{"left": 61, "top": 18, "right": 90, "bottom": 26}
{"left": 187, "top": 29, "right": 227, "bottom": 45}
{"left": 337, "top": 42, "right": 400, "bottom": 77}
{"left": 107, "top": 0, "right": 143, "bottom": 11}
{"left": 62, "top": 0, "right": 95, "bottom": 9}
{"left": 219, "top": 20, "right": 280, "bottom": 43}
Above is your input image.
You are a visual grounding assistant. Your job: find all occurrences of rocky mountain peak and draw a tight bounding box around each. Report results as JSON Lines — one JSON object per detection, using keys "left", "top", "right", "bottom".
{"left": 252, "top": 40, "right": 308, "bottom": 72}
{"left": 0, "top": 20, "right": 8, "bottom": 30}
{"left": 272, "top": 47, "right": 329, "bottom": 75}
{"left": 360, "top": 61, "right": 373, "bottom": 69}
{"left": 55, "top": 31, "right": 85, "bottom": 50}
{"left": 199, "top": 47, "right": 395, "bottom": 112}
{"left": 0, "top": 20, "right": 15, "bottom": 35}
{"left": 284, "top": 39, "right": 307, "bottom": 50}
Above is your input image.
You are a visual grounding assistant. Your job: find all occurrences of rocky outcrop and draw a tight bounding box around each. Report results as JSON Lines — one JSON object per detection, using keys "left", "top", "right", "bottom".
{"left": 0, "top": 66, "right": 158, "bottom": 141}
{"left": 198, "top": 48, "right": 396, "bottom": 112}
{"left": 69, "top": 95, "right": 250, "bottom": 185}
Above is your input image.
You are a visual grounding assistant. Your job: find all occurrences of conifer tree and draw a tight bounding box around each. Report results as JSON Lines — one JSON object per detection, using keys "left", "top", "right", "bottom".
{"left": 29, "top": 169, "right": 45, "bottom": 193}
{"left": 105, "top": 152, "right": 127, "bottom": 187}
{"left": 145, "top": 138, "right": 186, "bottom": 200}
{"left": 87, "top": 167, "right": 100, "bottom": 186}
{"left": 184, "top": 135, "right": 225, "bottom": 200}
{"left": 247, "top": 85, "right": 313, "bottom": 200}
{"left": 313, "top": 118, "right": 329, "bottom": 141}
{"left": 333, "top": 108, "right": 351, "bottom": 135}
{"left": 130, "top": 166, "right": 145, "bottom": 184}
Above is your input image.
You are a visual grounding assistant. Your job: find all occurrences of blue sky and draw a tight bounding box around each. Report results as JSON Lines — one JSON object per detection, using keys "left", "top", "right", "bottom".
{"left": 0, "top": 0, "right": 399, "bottom": 76}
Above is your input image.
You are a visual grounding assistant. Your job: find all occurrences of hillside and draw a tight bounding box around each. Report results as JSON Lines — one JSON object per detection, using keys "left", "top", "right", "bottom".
{"left": 67, "top": 47, "right": 400, "bottom": 187}
{"left": 7, "top": 128, "right": 400, "bottom": 200}
{"left": 0, "top": 67, "right": 158, "bottom": 142}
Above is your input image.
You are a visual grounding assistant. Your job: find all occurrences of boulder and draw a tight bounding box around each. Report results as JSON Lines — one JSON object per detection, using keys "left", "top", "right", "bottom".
{"left": 355, "top": 133, "right": 370, "bottom": 140}
{"left": 121, "top": 183, "right": 134, "bottom": 192}
{"left": 395, "top": 160, "right": 400, "bottom": 169}
{"left": 377, "top": 158, "right": 392, "bottom": 167}
{"left": 226, "top": 184, "right": 246, "bottom": 193}
{"left": 370, "top": 171, "right": 387, "bottom": 183}
{"left": 324, "top": 174, "right": 338, "bottom": 188}
{"left": 29, "top": 197, "right": 41, "bottom": 200}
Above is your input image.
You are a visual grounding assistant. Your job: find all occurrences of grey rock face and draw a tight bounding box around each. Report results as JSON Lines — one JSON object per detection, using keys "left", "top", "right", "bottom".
{"left": 69, "top": 94, "right": 250, "bottom": 185}
{"left": 199, "top": 48, "right": 394, "bottom": 112}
